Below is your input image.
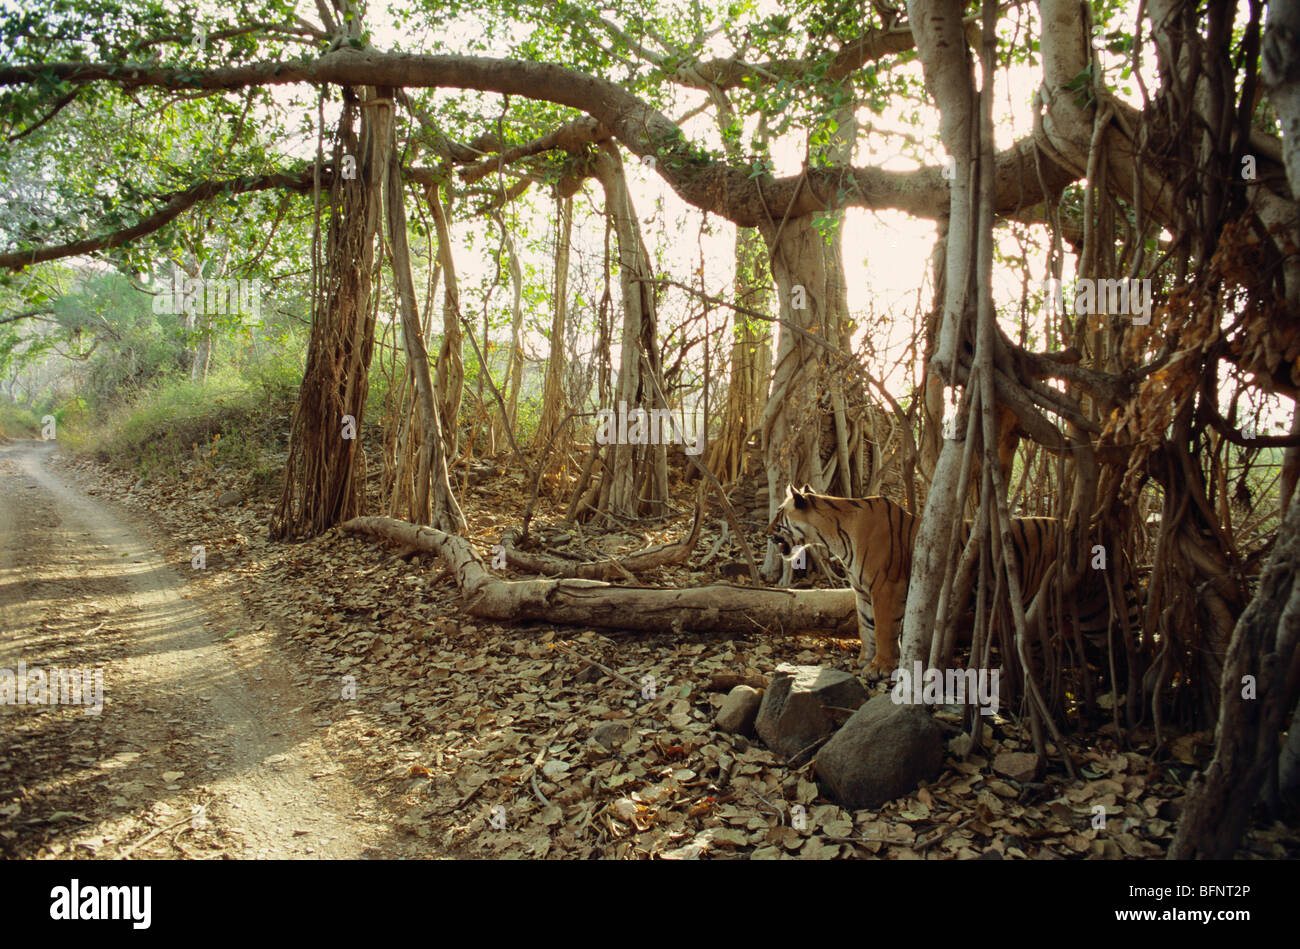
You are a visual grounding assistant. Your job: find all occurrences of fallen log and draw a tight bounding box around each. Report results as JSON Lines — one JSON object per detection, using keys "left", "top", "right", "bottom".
{"left": 498, "top": 495, "right": 703, "bottom": 580}
{"left": 707, "top": 672, "right": 771, "bottom": 691}
{"left": 341, "top": 515, "right": 858, "bottom": 638}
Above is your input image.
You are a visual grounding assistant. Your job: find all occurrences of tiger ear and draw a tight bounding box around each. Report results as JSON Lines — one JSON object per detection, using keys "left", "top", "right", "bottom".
{"left": 800, "top": 483, "right": 814, "bottom": 495}
{"left": 790, "top": 484, "right": 810, "bottom": 510}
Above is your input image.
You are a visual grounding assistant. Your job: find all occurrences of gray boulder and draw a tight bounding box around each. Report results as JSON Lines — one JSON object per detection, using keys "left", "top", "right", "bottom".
{"left": 755, "top": 665, "right": 868, "bottom": 760}
{"left": 814, "top": 695, "right": 945, "bottom": 809}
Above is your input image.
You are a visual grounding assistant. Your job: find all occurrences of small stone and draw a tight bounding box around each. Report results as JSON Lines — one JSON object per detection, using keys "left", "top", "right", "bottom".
{"left": 715, "top": 685, "right": 762, "bottom": 735}
{"left": 992, "top": 752, "right": 1040, "bottom": 783}
{"left": 591, "top": 721, "right": 634, "bottom": 751}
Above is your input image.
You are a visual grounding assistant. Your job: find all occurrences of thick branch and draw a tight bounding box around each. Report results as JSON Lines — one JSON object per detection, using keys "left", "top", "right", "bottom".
{"left": 0, "top": 49, "right": 1074, "bottom": 227}
{"left": 0, "top": 170, "right": 316, "bottom": 271}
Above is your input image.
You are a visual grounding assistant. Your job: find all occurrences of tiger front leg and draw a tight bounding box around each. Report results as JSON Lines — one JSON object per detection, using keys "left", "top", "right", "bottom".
{"left": 862, "top": 581, "right": 900, "bottom": 680}
{"left": 853, "top": 589, "right": 876, "bottom": 668}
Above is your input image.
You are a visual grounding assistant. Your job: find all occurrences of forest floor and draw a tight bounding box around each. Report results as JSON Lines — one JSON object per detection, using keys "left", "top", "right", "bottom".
{"left": 1, "top": 437, "right": 1297, "bottom": 860}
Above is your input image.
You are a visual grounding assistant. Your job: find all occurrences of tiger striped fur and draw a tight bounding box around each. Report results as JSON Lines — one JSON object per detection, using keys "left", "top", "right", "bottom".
{"left": 768, "top": 485, "right": 1133, "bottom": 676}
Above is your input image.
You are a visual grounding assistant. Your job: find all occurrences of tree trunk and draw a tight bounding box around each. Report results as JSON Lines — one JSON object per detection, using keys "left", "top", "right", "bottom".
{"left": 270, "top": 90, "right": 385, "bottom": 540}
{"left": 1264, "top": 4, "right": 1300, "bottom": 522}
{"left": 819, "top": 92, "right": 860, "bottom": 497}
{"left": 898, "top": 0, "right": 980, "bottom": 670}
{"left": 758, "top": 90, "right": 860, "bottom": 577}
{"left": 428, "top": 183, "right": 464, "bottom": 467}
{"left": 536, "top": 191, "right": 574, "bottom": 477}
{"left": 706, "top": 225, "right": 772, "bottom": 484}
{"left": 493, "top": 209, "right": 525, "bottom": 437}
{"left": 589, "top": 143, "right": 668, "bottom": 519}
{"left": 759, "top": 214, "right": 843, "bottom": 579}
{"left": 1165, "top": 0, "right": 1300, "bottom": 853}
{"left": 386, "top": 113, "right": 464, "bottom": 533}
{"left": 179, "top": 255, "right": 205, "bottom": 383}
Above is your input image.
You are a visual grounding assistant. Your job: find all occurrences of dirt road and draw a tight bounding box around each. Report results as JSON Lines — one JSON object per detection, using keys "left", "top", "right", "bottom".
{"left": 0, "top": 440, "right": 391, "bottom": 858}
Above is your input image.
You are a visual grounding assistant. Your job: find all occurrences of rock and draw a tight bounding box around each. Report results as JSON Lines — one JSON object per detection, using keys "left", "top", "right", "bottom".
{"left": 814, "top": 694, "right": 946, "bottom": 810}
{"left": 715, "top": 685, "right": 763, "bottom": 735}
{"left": 575, "top": 663, "right": 604, "bottom": 684}
{"left": 719, "top": 563, "right": 751, "bottom": 581}
{"left": 992, "top": 751, "right": 1040, "bottom": 783}
{"left": 216, "top": 489, "right": 243, "bottom": 508}
{"left": 754, "top": 665, "right": 869, "bottom": 760}
{"left": 591, "top": 721, "right": 634, "bottom": 751}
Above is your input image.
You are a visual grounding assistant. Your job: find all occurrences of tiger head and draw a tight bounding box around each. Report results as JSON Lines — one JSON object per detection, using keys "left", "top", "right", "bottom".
{"left": 768, "top": 483, "right": 824, "bottom": 558}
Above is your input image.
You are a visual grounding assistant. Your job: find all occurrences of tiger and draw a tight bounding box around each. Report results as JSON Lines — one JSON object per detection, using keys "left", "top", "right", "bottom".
{"left": 768, "top": 484, "right": 1130, "bottom": 677}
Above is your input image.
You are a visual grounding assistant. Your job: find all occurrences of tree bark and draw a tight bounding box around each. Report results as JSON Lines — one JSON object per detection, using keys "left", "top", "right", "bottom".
{"left": 270, "top": 90, "right": 384, "bottom": 540}
{"left": 589, "top": 143, "right": 668, "bottom": 519}
{"left": 493, "top": 209, "right": 525, "bottom": 437}
{"left": 385, "top": 110, "right": 465, "bottom": 533}
{"left": 536, "top": 192, "right": 574, "bottom": 477}
{"left": 898, "top": 0, "right": 980, "bottom": 670}
{"left": 427, "top": 183, "right": 464, "bottom": 466}
{"left": 707, "top": 225, "right": 771, "bottom": 484}
{"left": 1168, "top": 493, "right": 1300, "bottom": 857}
{"left": 759, "top": 214, "right": 842, "bottom": 579}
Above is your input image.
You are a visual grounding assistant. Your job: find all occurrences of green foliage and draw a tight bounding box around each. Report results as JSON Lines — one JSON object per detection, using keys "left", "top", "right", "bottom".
{"left": 63, "top": 345, "right": 300, "bottom": 477}
{"left": 0, "top": 399, "right": 41, "bottom": 439}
